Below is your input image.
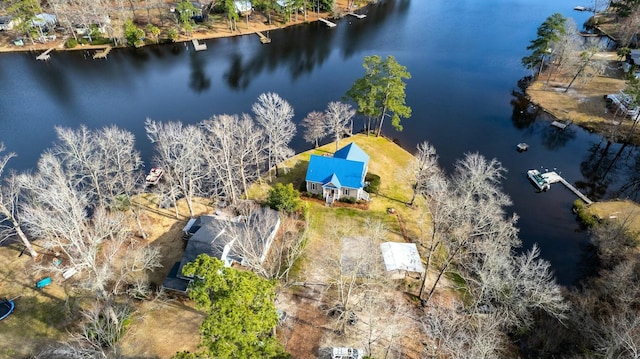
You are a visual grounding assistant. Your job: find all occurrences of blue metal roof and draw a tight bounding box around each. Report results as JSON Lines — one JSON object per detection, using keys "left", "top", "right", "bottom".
{"left": 333, "top": 143, "right": 369, "bottom": 165}
{"left": 306, "top": 155, "right": 366, "bottom": 189}
{"left": 324, "top": 173, "right": 341, "bottom": 188}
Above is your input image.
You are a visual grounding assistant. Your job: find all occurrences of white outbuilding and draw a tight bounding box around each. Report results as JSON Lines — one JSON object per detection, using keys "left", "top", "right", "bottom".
{"left": 380, "top": 242, "right": 424, "bottom": 279}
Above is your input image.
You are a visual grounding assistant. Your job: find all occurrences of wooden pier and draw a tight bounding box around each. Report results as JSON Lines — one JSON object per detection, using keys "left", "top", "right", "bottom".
{"left": 192, "top": 39, "right": 207, "bottom": 51}
{"left": 319, "top": 18, "right": 337, "bottom": 28}
{"left": 551, "top": 120, "right": 572, "bottom": 130}
{"left": 36, "top": 48, "right": 54, "bottom": 61}
{"left": 256, "top": 31, "right": 271, "bottom": 44}
{"left": 541, "top": 171, "right": 593, "bottom": 204}
{"left": 347, "top": 12, "right": 367, "bottom": 19}
{"left": 93, "top": 45, "right": 112, "bottom": 59}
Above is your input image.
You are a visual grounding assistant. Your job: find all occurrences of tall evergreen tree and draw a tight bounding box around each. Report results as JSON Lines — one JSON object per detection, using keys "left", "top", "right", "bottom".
{"left": 179, "top": 255, "right": 289, "bottom": 359}
{"left": 345, "top": 55, "right": 412, "bottom": 137}
{"left": 522, "top": 13, "right": 567, "bottom": 77}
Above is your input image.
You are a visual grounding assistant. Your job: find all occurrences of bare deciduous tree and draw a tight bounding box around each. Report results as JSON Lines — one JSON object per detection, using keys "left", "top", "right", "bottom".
{"left": 222, "top": 203, "right": 282, "bottom": 277}
{"left": 324, "top": 101, "right": 355, "bottom": 151}
{"left": 543, "top": 18, "right": 581, "bottom": 89}
{"left": 408, "top": 141, "right": 439, "bottom": 206}
{"left": 252, "top": 92, "right": 296, "bottom": 177}
{"left": 73, "top": 300, "right": 132, "bottom": 355}
{"left": 145, "top": 119, "right": 208, "bottom": 217}
{"left": 262, "top": 211, "right": 308, "bottom": 282}
{"left": 423, "top": 307, "right": 507, "bottom": 359}
{"left": 201, "top": 114, "right": 267, "bottom": 202}
{"left": 53, "top": 126, "right": 146, "bottom": 236}
{"left": 19, "top": 153, "right": 160, "bottom": 297}
{"left": 0, "top": 144, "right": 37, "bottom": 257}
{"left": 301, "top": 111, "right": 326, "bottom": 148}
{"left": 33, "top": 343, "right": 107, "bottom": 359}
{"left": 421, "top": 153, "right": 512, "bottom": 306}
{"left": 563, "top": 40, "right": 606, "bottom": 93}
{"left": 325, "top": 218, "right": 387, "bottom": 336}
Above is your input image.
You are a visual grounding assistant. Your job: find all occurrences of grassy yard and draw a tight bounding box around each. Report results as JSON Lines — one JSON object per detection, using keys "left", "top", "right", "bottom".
{"left": 249, "top": 133, "right": 426, "bottom": 245}
{"left": 587, "top": 199, "right": 640, "bottom": 235}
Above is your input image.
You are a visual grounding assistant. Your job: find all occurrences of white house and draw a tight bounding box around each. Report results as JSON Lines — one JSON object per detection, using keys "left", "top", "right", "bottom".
{"left": 305, "top": 142, "right": 370, "bottom": 204}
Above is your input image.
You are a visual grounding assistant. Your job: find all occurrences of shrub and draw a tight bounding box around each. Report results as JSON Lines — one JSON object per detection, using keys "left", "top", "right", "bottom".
{"left": 573, "top": 199, "right": 599, "bottom": 227}
{"left": 124, "top": 19, "right": 145, "bottom": 47}
{"left": 338, "top": 196, "right": 356, "bottom": 204}
{"left": 167, "top": 28, "right": 179, "bottom": 42}
{"left": 267, "top": 183, "right": 301, "bottom": 213}
{"left": 298, "top": 180, "right": 307, "bottom": 192}
{"left": 364, "top": 173, "right": 381, "bottom": 193}
{"left": 65, "top": 38, "right": 78, "bottom": 48}
{"left": 90, "top": 38, "right": 112, "bottom": 45}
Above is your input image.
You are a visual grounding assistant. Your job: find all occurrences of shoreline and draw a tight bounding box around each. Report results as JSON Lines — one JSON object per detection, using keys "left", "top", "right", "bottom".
{"left": 0, "top": 0, "right": 364, "bottom": 55}
{"left": 525, "top": 66, "right": 640, "bottom": 146}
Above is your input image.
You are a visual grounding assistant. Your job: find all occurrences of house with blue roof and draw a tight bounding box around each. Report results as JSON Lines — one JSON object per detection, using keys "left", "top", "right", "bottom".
{"left": 305, "top": 142, "right": 370, "bottom": 204}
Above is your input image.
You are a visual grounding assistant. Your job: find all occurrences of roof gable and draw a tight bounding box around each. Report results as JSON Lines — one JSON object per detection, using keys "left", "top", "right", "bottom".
{"left": 324, "top": 173, "right": 341, "bottom": 188}
{"left": 333, "top": 143, "right": 369, "bottom": 165}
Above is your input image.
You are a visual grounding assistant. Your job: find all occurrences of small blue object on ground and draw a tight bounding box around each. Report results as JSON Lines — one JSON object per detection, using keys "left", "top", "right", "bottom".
{"left": 36, "top": 277, "right": 52, "bottom": 289}
{"left": 0, "top": 299, "right": 15, "bottom": 321}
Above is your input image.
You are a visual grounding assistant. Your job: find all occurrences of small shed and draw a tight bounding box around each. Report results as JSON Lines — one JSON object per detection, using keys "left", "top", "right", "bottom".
{"left": 380, "top": 242, "right": 424, "bottom": 279}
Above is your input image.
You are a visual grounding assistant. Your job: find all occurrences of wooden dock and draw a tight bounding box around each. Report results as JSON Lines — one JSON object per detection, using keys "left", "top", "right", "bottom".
{"left": 256, "top": 32, "right": 271, "bottom": 44}
{"left": 551, "top": 120, "right": 572, "bottom": 130}
{"left": 319, "top": 18, "right": 337, "bottom": 28}
{"left": 93, "top": 45, "right": 112, "bottom": 59}
{"left": 192, "top": 39, "right": 207, "bottom": 51}
{"left": 542, "top": 171, "right": 593, "bottom": 204}
{"left": 347, "top": 12, "right": 367, "bottom": 19}
{"left": 36, "top": 48, "right": 54, "bottom": 61}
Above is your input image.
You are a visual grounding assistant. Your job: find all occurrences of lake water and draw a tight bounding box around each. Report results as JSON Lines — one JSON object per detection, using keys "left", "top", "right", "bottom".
{"left": 0, "top": 0, "right": 637, "bottom": 285}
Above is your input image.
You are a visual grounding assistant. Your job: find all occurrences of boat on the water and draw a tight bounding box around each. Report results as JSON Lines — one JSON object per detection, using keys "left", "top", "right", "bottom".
{"left": 517, "top": 143, "right": 529, "bottom": 152}
{"left": 0, "top": 299, "right": 15, "bottom": 321}
{"left": 145, "top": 167, "right": 164, "bottom": 186}
{"left": 527, "top": 169, "right": 550, "bottom": 191}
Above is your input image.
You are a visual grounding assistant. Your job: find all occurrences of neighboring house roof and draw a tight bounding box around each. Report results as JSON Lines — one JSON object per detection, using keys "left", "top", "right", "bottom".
{"left": 178, "top": 216, "right": 243, "bottom": 279}
{"left": 380, "top": 242, "right": 424, "bottom": 273}
{"left": 31, "top": 13, "right": 56, "bottom": 27}
{"left": 334, "top": 142, "right": 370, "bottom": 165}
{"left": 630, "top": 49, "right": 640, "bottom": 65}
{"left": 175, "top": 207, "right": 280, "bottom": 281}
{"left": 234, "top": 0, "right": 252, "bottom": 12}
{"left": 306, "top": 143, "right": 369, "bottom": 189}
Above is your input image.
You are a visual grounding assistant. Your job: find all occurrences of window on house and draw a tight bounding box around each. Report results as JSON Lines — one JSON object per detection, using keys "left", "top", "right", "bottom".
{"left": 311, "top": 183, "right": 316, "bottom": 190}
{"left": 344, "top": 189, "right": 349, "bottom": 196}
